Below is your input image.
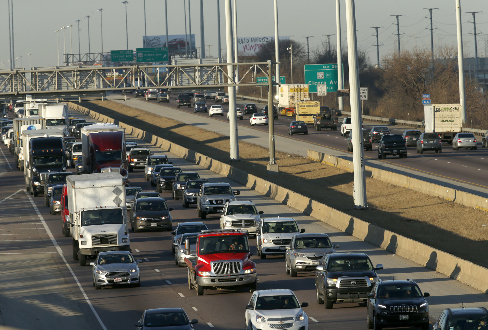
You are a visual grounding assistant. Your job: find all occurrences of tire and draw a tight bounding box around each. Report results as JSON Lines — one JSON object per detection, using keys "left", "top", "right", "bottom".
{"left": 381, "top": 153, "right": 386, "bottom": 159}
{"left": 72, "top": 239, "right": 79, "bottom": 260}
{"left": 183, "top": 200, "right": 189, "bottom": 208}
{"left": 95, "top": 282, "right": 101, "bottom": 290}
{"left": 64, "top": 224, "right": 70, "bottom": 237}
{"left": 250, "top": 280, "right": 257, "bottom": 293}
{"left": 305, "top": 132, "right": 308, "bottom": 135}
{"left": 438, "top": 148, "right": 442, "bottom": 153}
{"left": 188, "top": 269, "right": 192, "bottom": 290}
{"left": 145, "top": 175, "right": 149, "bottom": 181}
{"left": 420, "top": 323, "right": 429, "bottom": 330}
{"left": 474, "top": 146, "right": 478, "bottom": 150}
{"left": 157, "top": 186, "right": 162, "bottom": 193}
{"left": 404, "top": 154, "right": 408, "bottom": 158}
{"left": 373, "top": 315, "right": 382, "bottom": 330}
{"left": 316, "top": 288, "right": 324, "bottom": 304}
{"left": 367, "top": 315, "right": 374, "bottom": 329}
{"left": 377, "top": 153, "right": 381, "bottom": 159}
{"left": 420, "top": 148, "right": 423, "bottom": 154}
{"left": 290, "top": 268, "right": 297, "bottom": 277}
{"left": 325, "top": 298, "right": 333, "bottom": 309}
{"left": 62, "top": 225, "right": 66, "bottom": 237}
{"left": 285, "top": 261, "right": 290, "bottom": 275}
{"left": 33, "top": 190, "right": 38, "bottom": 197}
{"left": 196, "top": 282, "right": 204, "bottom": 296}
{"left": 175, "top": 256, "right": 179, "bottom": 266}
{"left": 416, "top": 148, "right": 419, "bottom": 153}
{"left": 128, "top": 166, "right": 133, "bottom": 172}
{"left": 135, "top": 279, "right": 141, "bottom": 287}
{"left": 45, "top": 197, "right": 49, "bottom": 207}
{"left": 260, "top": 251, "right": 266, "bottom": 259}
{"left": 318, "top": 126, "right": 322, "bottom": 131}
{"left": 134, "top": 224, "right": 140, "bottom": 233}
{"left": 173, "top": 191, "right": 179, "bottom": 200}
{"left": 79, "top": 254, "right": 86, "bottom": 266}
{"left": 199, "top": 209, "right": 206, "bottom": 219}
{"left": 50, "top": 206, "right": 54, "bottom": 215}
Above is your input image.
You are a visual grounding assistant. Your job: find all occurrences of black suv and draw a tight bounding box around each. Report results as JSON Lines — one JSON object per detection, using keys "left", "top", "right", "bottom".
{"left": 434, "top": 307, "right": 488, "bottom": 330}
{"left": 315, "top": 252, "right": 383, "bottom": 309}
{"left": 244, "top": 103, "right": 258, "bottom": 114}
{"left": 176, "top": 94, "right": 192, "bottom": 108}
{"left": 263, "top": 105, "right": 279, "bottom": 119}
{"left": 172, "top": 172, "right": 201, "bottom": 200}
{"left": 367, "top": 279, "right": 430, "bottom": 330}
{"left": 378, "top": 134, "right": 407, "bottom": 159}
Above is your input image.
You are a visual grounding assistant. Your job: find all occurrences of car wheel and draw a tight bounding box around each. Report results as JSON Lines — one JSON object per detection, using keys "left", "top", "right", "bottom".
{"left": 381, "top": 153, "right": 386, "bottom": 159}
{"left": 305, "top": 131, "right": 308, "bottom": 135}
{"left": 285, "top": 261, "right": 290, "bottom": 275}
{"left": 196, "top": 282, "right": 204, "bottom": 296}
{"left": 419, "top": 148, "right": 423, "bottom": 154}
{"left": 373, "top": 315, "right": 382, "bottom": 330}
{"left": 438, "top": 148, "right": 442, "bottom": 153}
{"left": 135, "top": 278, "right": 141, "bottom": 287}
{"left": 260, "top": 251, "right": 266, "bottom": 259}
{"left": 157, "top": 186, "right": 162, "bottom": 193}
{"left": 95, "top": 282, "right": 101, "bottom": 290}
{"left": 134, "top": 224, "right": 140, "bottom": 233}
{"left": 404, "top": 154, "right": 408, "bottom": 158}
{"left": 367, "top": 315, "right": 374, "bottom": 329}
{"left": 290, "top": 268, "right": 297, "bottom": 277}
{"left": 79, "top": 254, "right": 86, "bottom": 266}
{"left": 45, "top": 197, "right": 49, "bottom": 207}
{"left": 316, "top": 287, "right": 324, "bottom": 304}
{"left": 175, "top": 256, "right": 179, "bottom": 266}
{"left": 416, "top": 148, "right": 419, "bottom": 153}
{"left": 325, "top": 298, "right": 333, "bottom": 309}
{"left": 72, "top": 239, "right": 79, "bottom": 260}
{"left": 173, "top": 191, "right": 179, "bottom": 200}
{"left": 183, "top": 200, "right": 189, "bottom": 208}
{"left": 474, "top": 146, "right": 478, "bottom": 150}
{"left": 199, "top": 209, "right": 206, "bottom": 219}
{"left": 249, "top": 280, "right": 257, "bottom": 293}
{"left": 50, "top": 206, "right": 54, "bottom": 215}
{"left": 64, "top": 225, "right": 70, "bottom": 237}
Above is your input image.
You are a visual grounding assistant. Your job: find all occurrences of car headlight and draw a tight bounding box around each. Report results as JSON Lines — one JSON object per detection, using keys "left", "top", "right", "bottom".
{"left": 80, "top": 241, "right": 87, "bottom": 245}
{"left": 294, "top": 253, "right": 306, "bottom": 257}
{"left": 160, "top": 216, "right": 168, "bottom": 220}
{"left": 175, "top": 183, "right": 181, "bottom": 189}
{"left": 256, "top": 315, "right": 266, "bottom": 324}
{"left": 147, "top": 167, "right": 153, "bottom": 172}
{"left": 32, "top": 168, "right": 37, "bottom": 173}
{"left": 201, "top": 197, "right": 208, "bottom": 203}
{"left": 122, "top": 238, "right": 128, "bottom": 243}
{"left": 33, "top": 181, "right": 40, "bottom": 186}
{"left": 327, "top": 278, "right": 337, "bottom": 287}
{"left": 377, "top": 304, "right": 387, "bottom": 309}
{"left": 369, "top": 277, "right": 378, "bottom": 283}
{"left": 48, "top": 187, "right": 53, "bottom": 192}
{"left": 295, "top": 312, "right": 305, "bottom": 321}
{"left": 419, "top": 302, "right": 429, "bottom": 312}
{"left": 77, "top": 165, "right": 83, "bottom": 169}
{"left": 54, "top": 201, "right": 60, "bottom": 205}
{"left": 244, "top": 268, "right": 256, "bottom": 274}
{"left": 224, "top": 221, "right": 232, "bottom": 226}
{"left": 262, "top": 238, "right": 268, "bottom": 243}
{"left": 419, "top": 302, "right": 428, "bottom": 308}
{"left": 129, "top": 267, "right": 138, "bottom": 273}
{"left": 197, "top": 271, "right": 211, "bottom": 277}
{"left": 96, "top": 269, "right": 108, "bottom": 275}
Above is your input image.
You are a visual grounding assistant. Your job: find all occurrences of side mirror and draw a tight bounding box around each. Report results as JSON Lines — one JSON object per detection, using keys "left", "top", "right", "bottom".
{"left": 135, "top": 321, "right": 142, "bottom": 327}
{"left": 375, "top": 264, "right": 384, "bottom": 271}
{"left": 90, "top": 262, "right": 95, "bottom": 266}
{"left": 334, "top": 245, "right": 340, "bottom": 249}
{"left": 234, "top": 190, "right": 240, "bottom": 195}
{"left": 168, "top": 208, "right": 174, "bottom": 211}
{"left": 367, "top": 293, "right": 374, "bottom": 298}
{"left": 190, "top": 319, "right": 198, "bottom": 324}
{"left": 245, "top": 304, "right": 253, "bottom": 310}
{"left": 315, "top": 265, "right": 324, "bottom": 272}
{"left": 171, "top": 231, "right": 176, "bottom": 235}
{"left": 258, "top": 211, "right": 264, "bottom": 214}
{"left": 424, "top": 292, "right": 430, "bottom": 298}
{"left": 301, "top": 302, "right": 308, "bottom": 308}
{"left": 300, "top": 228, "right": 305, "bottom": 233}
{"left": 184, "top": 238, "right": 190, "bottom": 255}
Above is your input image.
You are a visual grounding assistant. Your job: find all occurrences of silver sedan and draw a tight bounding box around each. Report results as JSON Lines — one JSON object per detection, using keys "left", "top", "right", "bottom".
{"left": 452, "top": 133, "right": 477, "bottom": 150}
{"left": 91, "top": 251, "right": 140, "bottom": 289}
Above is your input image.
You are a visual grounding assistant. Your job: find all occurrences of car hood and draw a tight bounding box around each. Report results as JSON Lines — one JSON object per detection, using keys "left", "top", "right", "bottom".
{"left": 293, "top": 248, "right": 335, "bottom": 256}
{"left": 328, "top": 270, "right": 377, "bottom": 278}
{"left": 377, "top": 298, "right": 426, "bottom": 306}
{"left": 202, "top": 194, "right": 233, "bottom": 199}
{"left": 160, "top": 175, "right": 176, "bottom": 180}
{"left": 200, "top": 252, "right": 248, "bottom": 263}
{"left": 134, "top": 210, "right": 170, "bottom": 218}
{"left": 256, "top": 308, "right": 302, "bottom": 318}
{"left": 262, "top": 232, "right": 297, "bottom": 240}
{"left": 184, "top": 188, "right": 200, "bottom": 194}
{"left": 97, "top": 263, "right": 136, "bottom": 273}
{"left": 223, "top": 214, "right": 259, "bottom": 221}
{"left": 142, "top": 325, "right": 193, "bottom": 330}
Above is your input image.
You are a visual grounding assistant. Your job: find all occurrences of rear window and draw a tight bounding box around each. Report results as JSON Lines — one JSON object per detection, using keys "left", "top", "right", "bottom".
{"left": 177, "top": 173, "right": 200, "bottom": 181}
{"left": 423, "top": 133, "right": 439, "bottom": 139}
{"left": 178, "top": 95, "right": 191, "bottom": 100}
{"left": 131, "top": 150, "right": 150, "bottom": 156}
{"left": 149, "top": 157, "right": 168, "bottom": 165}
{"left": 382, "top": 135, "right": 404, "bottom": 142}
{"left": 458, "top": 133, "right": 475, "bottom": 138}
{"left": 374, "top": 127, "right": 389, "bottom": 132}
{"left": 406, "top": 131, "right": 421, "bottom": 137}
{"left": 160, "top": 168, "right": 181, "bottom": 176}
{"left": 344, "top": 118, "right": 351, "bottom": 124}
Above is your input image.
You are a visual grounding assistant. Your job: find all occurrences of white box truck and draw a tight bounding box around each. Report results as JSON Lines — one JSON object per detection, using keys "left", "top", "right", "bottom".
{"left": 278, "top": 84, "right": 310, "bottom": 114}
{"left": 424, "top": 104, "right": 462, "bottom": 143}
{"left": 67, "top": 172, "right": 131, "bottom": 266}
{"left": 39, "top": 103, "right": 68, "bottom": 127}
{"left": 13, "top": 117, "right": 45, "bottom": 169}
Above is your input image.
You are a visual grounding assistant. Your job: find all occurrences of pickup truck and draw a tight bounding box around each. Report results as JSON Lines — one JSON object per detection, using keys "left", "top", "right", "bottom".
{"left": 176, "top": 94, "right": 192, "bottom": 108}
{"left": 197, "top": 182, "right": 240, "bottom": 219}
{"left": 314, "top": 107, "right": 338, "bottom": 131}
{"left": 340, "top": 117, "right": 352, "bottom": 136}
{"left": 219, "top": 200, "right": 263, "bottom": 235}
{"left": 378, "top": 134, "right": 407, "bottom": 159}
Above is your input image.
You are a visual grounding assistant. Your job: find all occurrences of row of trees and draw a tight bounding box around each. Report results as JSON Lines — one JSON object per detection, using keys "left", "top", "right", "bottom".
{"left": 242, "top": 39, "right": 487, "bottom": 128}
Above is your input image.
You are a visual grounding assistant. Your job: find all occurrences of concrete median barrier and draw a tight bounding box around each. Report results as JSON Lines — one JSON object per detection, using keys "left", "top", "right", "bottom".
{"left": 68, "top": 103, "right": 488, "bottom": 294}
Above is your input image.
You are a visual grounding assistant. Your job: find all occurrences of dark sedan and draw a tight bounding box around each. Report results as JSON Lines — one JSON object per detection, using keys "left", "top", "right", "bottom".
{"left": 158, "top": 167, "right": 182, "bottom": 192}
{"left": 135, "top": 89, "right": 145, "bottom": 97}
{"left": 402, "top": 129, "right": 422, "bottom": 147}
{"left": 370, "top": 126, "right": 390, "bottom": 143}
{"left": 182, "top": 179, "right": 209, "bottom": 208}
{"left": 130, "top": 197, "right": 173, "bottom": 232}
{"left": 194, "top": 102, "right": 207, "bottom": 113}
{"left": 346, "top": 128, "right": 372, "bottom": 152}
{"left": 289, "top": 121, "right": 308, "bottom": 135}
{"left": 135, "top": 308, "right": 197, "bottom": 330}
{"left": 172, "top": 172, "right": 201, "bottom": 200}
{"left": 244, "top": 103, "right": 258, "bottom": 114}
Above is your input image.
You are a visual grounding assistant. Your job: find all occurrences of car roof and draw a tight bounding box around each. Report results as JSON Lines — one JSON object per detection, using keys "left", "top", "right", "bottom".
{"left": 203, "top": 182, "right": 231, "bottom": 187}
{"left": 131, "top": 148, "right": 150, "bottom": 151}
{"left": 177, "top": 221, "right": 206, "bottom": 227}
{"left": 328, "top": 252, "right": 370, "bottom": 259}
{"left": 448, "top": 308, "right": 488, "bottom": 317}
{"left": 227, "top": 200, "right": 255, "bottom": 205}
{"left": 136, "top": 191, "right": 160, "bottom": 195}
{"left": 98, "top": 251, "right": 132, "bottom": 256}
{"left": 293, "top": 233, "right": 329, "bottom": 239}
{"left": 136, "top": 197, "right": 166, "bottom": 203}
{"left": 377, "top": 280, "right": 418, "bottom": 286}
{"left": 145, "top": 308, "right": 186, "bottom": 315}
{"left": 256, "top": 289, "right": 295, "bottom": 297}
{"left": 262, "top": 217, "right": 296, "bottom": 223}
{"left": 149, "top": 154, "right": 167, "bottom": 158}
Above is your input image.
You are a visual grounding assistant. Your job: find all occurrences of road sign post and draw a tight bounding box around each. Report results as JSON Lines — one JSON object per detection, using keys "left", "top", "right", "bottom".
{"left": 136, "top": 47, "right": 169, "bottom": 63}
{"left": 304, "top": 64, "right": 339, "bottom": 93}
{"left": 111, "top": 50, "right": 133, "bottom": 62}
{"left": 422, "top": 93, "right": 431, "bottom": 105}
{"left": 317, "top": 84, "right": 327, "bottom": 96}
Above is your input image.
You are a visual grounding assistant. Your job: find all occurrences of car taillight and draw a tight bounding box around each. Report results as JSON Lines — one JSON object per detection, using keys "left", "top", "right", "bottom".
{"left": 405, "top": 136, "right": 409, "bottom": 139}
{"left": 369, "top": 139, "right": 372, "bottom": 142}
{"left": 474, "top": 139, "right": 477, "bottom": 143}
{"left": 458, "top": 139, "right": 462, "bottom": 143}
{"left": 421, "top": 140, "right": 424, "bottom": 144}
{"left": 291, "top": 126, "right": 296, "bottom": 128}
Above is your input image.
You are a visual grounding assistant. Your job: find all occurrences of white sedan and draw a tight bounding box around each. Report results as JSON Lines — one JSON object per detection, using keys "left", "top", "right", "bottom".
{"left": 226, "top": 108, "right": 244, "bottom": 120}
{"left": 245, "top": 289, "right": 309, "bottom": 330}
{"left": 209, "top": 105, "right": 224, "bottom": 117}
{"left": 250, "top": 113, "right": 268, "bottom": 126}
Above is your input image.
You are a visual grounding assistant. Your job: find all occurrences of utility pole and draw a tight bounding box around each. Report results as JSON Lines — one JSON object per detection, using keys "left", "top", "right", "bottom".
{"left": 233, "top": 0, "right": 239, "bottom": 91}
{"left": 122, "top": 1, "right": 129, "bottom": 50}
{"left": 97, "top": 9, "right": 104, "bottom": 59}
{"left": 189, "top": 0, "right": 192, "bottom": 57}
{"left": 143, "top": 0, "right": 147, "bottom": 47}
{"left": 456, "top": 0, "right": 466, "bottom": 124}
{"left": 55, "top": 30, "right": 60, "bottom": 66}
{"left": 305, "top": 36, "right": 313, "bottom": 63}
{"left": 336, "top": 0, "right": 343, "bottom": 111}
{"left": 217, "top": 0, "right": 223, "bottom": 82}
{"left": 200, "top": 0, "right": 206, "bottom": 58}
{"left": 61, "top": 26, "right": 66, "bottom": 65}
{"left": 346, "top": 0, "right": 367, "bottom": 209}
{"left": 165, "top": 0, "right": 169, "bottom": 57}
{"left": 323, "top": 34, "right": 334, "bottom": 51}
{"left": 371, "top": 27, "right": 380, "bottom": 68}
{"left": 85, "top": 15, "right": 91, "bottom": 61}
{"left": 390, "top": 14, "right": 402, "bottom": 55}
{"left": 287, "top": 44, "right": 293, "bottom": 84}
{"left": 184, "top": 0, "right": 189, "bottom": 58}
{"left": 76, "top": 19, "right": 81, "bottom": 62}
{"left": 67, "top": 25, "right": 73, "bottom": 64}
{"left": 11, "top": 0, "right": 15, "bottom": 68}
{"left": 273, "top": 0, "right": 280, "bottom": 96}
{"left": 467, "top": 11, "right": 480, "bottom": 81}
{"left": 8, "top": 0, "right": 12, "bottom": 69}
{"left": 424, "top": 8, "right": 439, "bottom": 63}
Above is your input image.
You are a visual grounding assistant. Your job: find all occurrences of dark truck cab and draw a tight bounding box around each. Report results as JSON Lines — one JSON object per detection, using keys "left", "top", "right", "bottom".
{"left": 176, "top": 94, "right": 192, "bottom": 108}
{"left": 378, "top": 134, "right": 407, "bottom": 159}
{"left": 87, "top": 131, "right": 125, "bottom": 173}
{"left": 29, "top": 137, "right": 65, "bottom": 197}
{"left": 314, "top": 106, "right": 338, "bottom": 131}
{"left": 315, "top": 252, "right": 383, "bottom": 309}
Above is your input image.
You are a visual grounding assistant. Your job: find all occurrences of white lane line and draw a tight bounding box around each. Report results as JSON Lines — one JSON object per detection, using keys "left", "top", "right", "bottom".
{"left": 192, "top": 307, "right": 198, "bottom": 312}
{"left": 178, "top": 293, "right": 185, "bottom": 298}
{"left": 0, "top": 252, "right": 21, "bottom": 255}
{"left": 144, "top": 258, "right": 149, "bottom": 262}
{"left": 165, "top": 280, "right": 172, "bottom": 285}
{"left": 207, "top": 322, "right": 214, "bottom": 328}
{"left": 26, "top": 191, "right": 108, "bottom": 330}
{"left": 154, "top": 269, "right": 160, "bottom": 273}
{"left": 0, "top": 189, "right": 23, "bottom": 205}
{"left": 310, "top": 317, "right": 319, "bottom": 323}
{"left": 135, "top": 249, "right": 140, "bottom": 252}
{"left": 0, "top": 147, "right": 12, "bottom": 169}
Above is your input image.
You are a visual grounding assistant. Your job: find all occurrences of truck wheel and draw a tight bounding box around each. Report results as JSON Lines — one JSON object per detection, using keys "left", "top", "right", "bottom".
{"left": 316, "top": 288, "right": 324, "bottom": 304}
{"left": 367, "top": 316, "right": 374, "bottom": 329}
{"left": 183, "top": 200, "right": 189, "bottom": 208}
{"left": 438, "top": 148, "right": 442, "bottom": 153}
{"left": 250, "top": 280, "right": 257, "bottom": 293}
{"left": 72, "top": 239, "right": 79, "bottom": 260}
{"left": 419, "top": 148, "right": 423, "bottom": 154}
{"left": 33, "top": 190, "right": 38, "bottom": 197}
{"left": 377, "top": 153, "right": 381, "bottom": 159}
{"left": 64, "top": 225, "right": 70, "bottom": 237}
{"left": 199, "top": 209, "right": 206, "bottom": 219}
{"left": 381, "top": 153, "right": 386, "bottom": 159}
{"left": 79, "top": 254, "right": 87, "bottom": 266}
{"left": 260, "top": 252, "right": 266, "bottom": 259}
{"left": 325, "top": 298, "right": 334, "bottom": 309}
{"left": 128, "top": 166, "right": 133, "bottom": 172}
{"left": 290, "top": 268, "right": 297, "bottom": 277}
{"left": 196, "top": 282, "right": 204, "bottom": 296}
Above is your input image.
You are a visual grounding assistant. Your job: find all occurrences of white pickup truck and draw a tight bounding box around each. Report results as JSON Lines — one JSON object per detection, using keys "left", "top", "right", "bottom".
{"left": 340, "top": 117, "right": 353, "bottom": 136}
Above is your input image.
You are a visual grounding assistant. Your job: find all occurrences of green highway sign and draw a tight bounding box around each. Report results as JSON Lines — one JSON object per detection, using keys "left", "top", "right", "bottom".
{"left": 111, "top": 50, "right": 133, "bottom": 62}
{"left": 136, "top": 47, "right": 169, "bottom": 63}
{"left": 304, "top": 64, "right": 339, "bottom": 93}
{"left": 256, "top": 76, "right": 286, "bottom": 85}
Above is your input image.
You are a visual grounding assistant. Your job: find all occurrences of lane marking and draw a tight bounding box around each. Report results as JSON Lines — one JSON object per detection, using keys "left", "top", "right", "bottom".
{"left": 192, "top": 307, "right": 198, "bottom": 312}
{"left": 26, "top": 191, "right": 108, "bottom": 330}
{"left": 135, "top": 249, "right": 140, "bottom": 252}
{"left": 207, "top": 322, "right": 214, "bottom": 328}
{"left": 310, "top": 317, "right": 319, "bottom": 323}
{"left": 0, "top": 189, "right": 23, "bottom": 205}
{"left": 178, "top": 293, "right": 185, "bottom": 298}
{"left": 154, "top": 269, "right": 160, "bottom": 273}
{"left": 165, "top": 280, "right": 172, "bottom": 285}
{"left": 0, "top": 147, "right": 12, "bottom": 169}
{"left": 0, "top": 252, "right": 21, "bottom": 255}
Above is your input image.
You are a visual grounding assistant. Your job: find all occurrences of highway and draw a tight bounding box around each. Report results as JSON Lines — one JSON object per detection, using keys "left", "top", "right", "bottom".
{"left": 114, "top": 93, "right": 488, "bottom": 198}
{"left": 1, "top": 108, "right": 488, "bottom": 330}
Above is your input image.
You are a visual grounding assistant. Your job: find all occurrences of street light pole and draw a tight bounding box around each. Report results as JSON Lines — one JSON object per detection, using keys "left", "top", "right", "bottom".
{"left": 225, "top": 0, "right": 238, "bottom": 160}
{"left": 67, "top": 25, "right": 73, "bottom": 65}
{"left": 11, "top": 0, "right": 15, "bottom": 68}
{"left": 233, "top": 0, "right": 239, "bottom": 90}
{"left": 305, "top": 36, "right": 313, "bottom": 63}
{"left": 55, "top": 30, "right": 60, "bottom": 66}
{"left": 97, "top": 9, "right": 104, "bottom": 60}
{"left": 456, "top": 0, "right": 466, "bottom": 124}
{"left": 273, "top": 0, "right": 280, "bottom": 96}
{"left": 122, "top": 1, "right": 129, "bottom": 50}
{"left": 165, "top": 0, "right": 169, "bottom": 56}
{"left": 28, "top": 53, "right": 31, "bottom": 69}
{"left": 287, "top": 44, "right": 293, "bottom": 84}
{"left": 85, "top": 16, "right": 91, "bottom": 61}
{"left": 184, "top": 0, "right": 189, "bottom": 58}
{"left": 200, "top": 0, "right": 206, "bottom": 58}
{"left": 336, "top": 0, "right": 343, "bottom": 111}
{"left": 143, "top": 0, "right": 147, "bottom": 47}
{"left": 61, "top": 26, "right": 66, "bottom": 65}
{"left": 189, "top": 0, "right": 193, "bottom": 57}
{"left": 76, "top": 19, "right": 81, "bottom": 62}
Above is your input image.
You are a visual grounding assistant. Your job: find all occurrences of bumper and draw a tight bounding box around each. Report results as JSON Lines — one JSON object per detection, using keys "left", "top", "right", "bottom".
{"left": 210, "top": 111, "right": 223, "bottom": 116}
{"left": 184, "top": 195, "right": 198, "bottom": 204}
{"left": 80, "top": 244, "right": 131, "bottom": 257}
{"left": 223, "top": 225, "right": 258, "bottom": 235}
{"left": 382, "top": 149, "right": 407, "bottom": 156}
{"left": 201, "top": 204, "right": 224, "bottom": 214}
{"left": 95, "top": 273, "right": 140, "bottom": 287}
{"left": 375, "top": 313, "right": 429, "bottom": 328}
{"left": 197, "top": 273, "right": 257, "bottom": 287}
{"left": 135, "top": 219, "right": 172, "bottom": 230}
{"left": 326, "top": 287, "right": 372, "bottom": 303}
{"left": 159, "top": 181, "right": 174, "bottom": 190}
{"left": 457, "top": 143, "right": 477, "bottom": 148}
{"left": 252, "top": 120, "right": 268, "bottom": 125}
{"left": 292, "top": 260, "right": 321, "bottom": 272}
{"left": 420, "top": 145, "right": 441, "bottom": 151}
{"left": 129, "top": 162, "right": 145, "bottom": 168}
{"left": 252, "top": 321, "right": 307, "bottom": 330}
{"left": 52, "top": 203, "right": 62, "bottom": 212}
{"left": 291, "top": 129, "right": 308, "bottom": 134}
{"left": 262, "top": 245, "right": 287, "bottom": 254}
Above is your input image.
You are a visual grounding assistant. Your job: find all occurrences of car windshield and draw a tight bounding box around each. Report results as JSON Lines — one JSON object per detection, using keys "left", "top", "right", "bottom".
{"left": 32, "top": 156, "right": 64, "bottom": 166}
{"left": 344, "top": 118, "right": 351, "bottom": 124}
{"left": 262, "top": 221, "right": 299, "bottom": 234}
{"left": 46, "top": 119, "right": 65, "bottom": 126}
{"left": 327, "top": 257, "right": 374, "bottom": 271}
{"left": 177, "top": 224, "right": 207, "bottom": 234}
{"left": 52, "top": 186, "right": 64, "bottom": 196}
{"left": 291, "top": 121, "right": 306, "bottom": 126}
{"left": 226, "top": 205, "right": 257, "bottom": 215}
{"left": 160, "top": 168, "right": 181, "bottom": 176}
{"left": 126, "top": 188, "right": 142, "bottom": 196}
{"left": 186, "top": 181, "right": 205, "bottom": 189}
{"left": 447, "top": 317, "right": 488, "bottom": 329}
{"left": 48, "top": 174, "right": 70, "bottom": 184}
{"left": 377, "top": 284, "right": 422, "bottom": 299}
{"left": 382, "top": 135, "right": 404, "bottom": 142}
{"left": 71, "top": 119, "right": 85, "bottom": 126}
{"left": 256, "top": 295, "right": 300, "bottom": 310}
{"left": 98, "top": 254, "right": 134, "bottom": 264}
{"left": 137, "top": 200, "right": 168, "bottom": 211}
{"left": 95, "top": 150, "right": 122, "bottom": 162}
{"left": 81, "top": 209, "right": 124, "bottom": 226}
{"left": 131, "top": 150, "right": 150, "bottom": 157}
{"left": 204, "top": 185, "right": 232, "bottom": 195}
{"left": 176, "top": 173, "right": 200, "bottom": 181}
{"left": 72, "top": 144, "right": 82, "bottom": 152}
{"left": 458, "top": 133, "right": 475, "bottom": 138}
{"left": 144, "top": 311, "right": 189, "bottom": 327}
{"left": 423, "top": 133, "right": 440, "bottom": 139}
{"left": 199, "top": 235, "right": 249, "bottom": 254}
{"left": 136, "top": 193, "right": 160, "bottom": 199}
{"left": 405, "top": 131, "right": 421, "bottom": 137}
{"left": 148, "top": 157, "right": 168, "bottom": 165}
{"left": 375, "top": 127, "right": 389, "bottom": 132}
{"left": 294, "top": 237, "right": 331, "bottom": 249}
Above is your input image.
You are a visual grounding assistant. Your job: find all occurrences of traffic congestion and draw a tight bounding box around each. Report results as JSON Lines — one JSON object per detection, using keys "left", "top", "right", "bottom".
{"left": 1, "top": 96, "right": 488, "bottom": 330}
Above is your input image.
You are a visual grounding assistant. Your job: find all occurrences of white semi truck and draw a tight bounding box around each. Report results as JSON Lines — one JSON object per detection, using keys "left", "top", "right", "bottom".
{"left": 277, "top": 84, "right": 310, "bottom": 114}
{"left": 67, "top": 172, "right": 131, "bottom": 266}
{"left": 424, "top": 104, "right": 462, "bottom": 143}
{"left": 39, "top": 103, "right": 68, "bottom": 127}
{"left": 13, "top": 117, "right": 45, "bottom": 170}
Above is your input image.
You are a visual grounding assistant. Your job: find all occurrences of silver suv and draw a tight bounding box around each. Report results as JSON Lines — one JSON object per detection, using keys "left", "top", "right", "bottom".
{"left": 220, "top": 201, "right": 263, "bottom": 235}
{"left": 196, "top": 182, "right": 240, "bottom": 219}
{"left": 256, "top": 217, "right": 304, "bottom": 259}
{"left": 285, "top": 233, "right": 337, "bottom": 277}
{"left": 417, "top": 132, "right": 442, "bottom": 154}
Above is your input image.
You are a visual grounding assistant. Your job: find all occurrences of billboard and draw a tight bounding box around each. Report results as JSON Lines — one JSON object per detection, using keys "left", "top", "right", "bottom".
{"left": 237, "top": 36, "right": 290, "bottom": 56}
{"left": 143, "top": 35, "right": 195, "bottom": 55}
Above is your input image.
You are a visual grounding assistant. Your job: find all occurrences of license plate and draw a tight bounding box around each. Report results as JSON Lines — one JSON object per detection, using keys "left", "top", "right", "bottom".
{"left": 114, "top": 278, "right": 122, "bottom": 282}
{"left": 393, "top": 150, "right": 398, "bottom": 154}
{"left": 349, "top": 294, "right": 359, "bottom": 299}
{"left": 399, "top": 315, "right": 409, "bottom": 321}
{"left": 413, "top": 138, "right": 417, "bottom": 140}
{"left": 280, "top": 246, "right": 286, "bottom": 250}
{"left": 151, "top": 223, "right": 157, "bottom": 226}
{"left": 298, "top": 126, "right": 302, "bottom": 128}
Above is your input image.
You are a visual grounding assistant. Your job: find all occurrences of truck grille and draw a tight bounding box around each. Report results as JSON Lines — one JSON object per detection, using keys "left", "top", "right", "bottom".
{"left": 231, "top": 220, "right": 255, "bottom": 227}
{"left": 268, "top": 317, "right": 294, "bottom": 322}
{"left": 337, "top": 278, "right": 368, "bottom": 288}
{"left": 212, "top": 261, "right": 241, "bottom": 275}
{"left": 272, "top": 239, "right": 291, "bottom": 245}
{"left": 307, "top": 255, "right": 323, "bottom": 260}
{"left": 390, "top": 305, "right": 418, "bottom": 313}
{"left": 92, "top": 234, "right": 117, "bottom": 245}
{"left": 269, "top": 323, "right": 293, "bottom": 329}
{"left": 209, "top": 199, "right": 228, "bottom": 205}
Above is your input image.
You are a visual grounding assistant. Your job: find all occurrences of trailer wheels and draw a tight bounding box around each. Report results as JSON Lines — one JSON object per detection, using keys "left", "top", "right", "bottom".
{"left": 79, "top": 254, "right": 87, "bottom": 266}
{"left": 196, "top": 282, "right": 204, "bottom": 296}
{"left": 72, "top": 239, "right": 79, "bottom": 260}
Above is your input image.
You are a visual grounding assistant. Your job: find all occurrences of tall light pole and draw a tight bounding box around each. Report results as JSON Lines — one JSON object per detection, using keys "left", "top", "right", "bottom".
{"left": 28, "top": 53, "right": 32, "bottom": 69}
{"left": 85, "top": 15, "right": 91, "bottom": 62}
{"left": 61, "top": 26, "right": 66, "bottom": 65}
{"left": 424, "top": 8, "right": 439, "bottom": 63}
{"left": 184, "top": 0, "right": 189, "bottom": 58}
{"left": 323, "top": 34, "right": 334, "bottom": 51}
{"left": 143, "top": 0, "right": 147, "bottom": 47}
{"left": 371, "top": 27, "right": 380, "bottom": 68}
{"left": 189, "top": 0, "right": 193, "bottom": 57}
{"left": 7, "top": 0, "right": 13, "bottom": 69}
{"left": 305, "top": 36, "right": 313, "bottom": 63}
{"left": 336, "top": 0, "right": 343, "bottom": 111}
{"left": 200, "top": 0, "right": 206, "bottom": 58}
{"left": 10, "top": 0, "right": 15, "bottom": 68}
{"left": 97, "top": 9, "right": 104, "bottom": 60}
{"left": 390, "top": 14, "right": 402, "bottom": 55}
{"left": 456, "top": 0, "right": 466, "bottom": 124}
{"left": 165, "top": 0, "right": 169, "bottom": 55}
{"left": 122, "top": 1, "right": 129, "bottom": 50}
{"left": 273, "top": 0, "right": 279, "bottom": 96}
{"left": 225, "top": 0, "right": 238, "bottom": 160}
{"left": 287, "top": 44, "right": 293, "bottom": 84}
{"left": 55, "top": 30, "right": 60, "bottom": 66}
{"left": 67, "top": 25, "right": 73, "bottom": 65}
{"left": 233, "top": 0, "right": 239, "bottom": 90}
{"left": 76, "top": 19, "right": 81, "bottom": 62}
{"left": 467, "top": 11, "right": 480, "bottom": 81}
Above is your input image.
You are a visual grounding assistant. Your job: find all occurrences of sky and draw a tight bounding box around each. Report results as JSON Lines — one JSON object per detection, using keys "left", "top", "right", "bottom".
{"left": 2, "top": 0, "right": 487, "bottom": 69}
